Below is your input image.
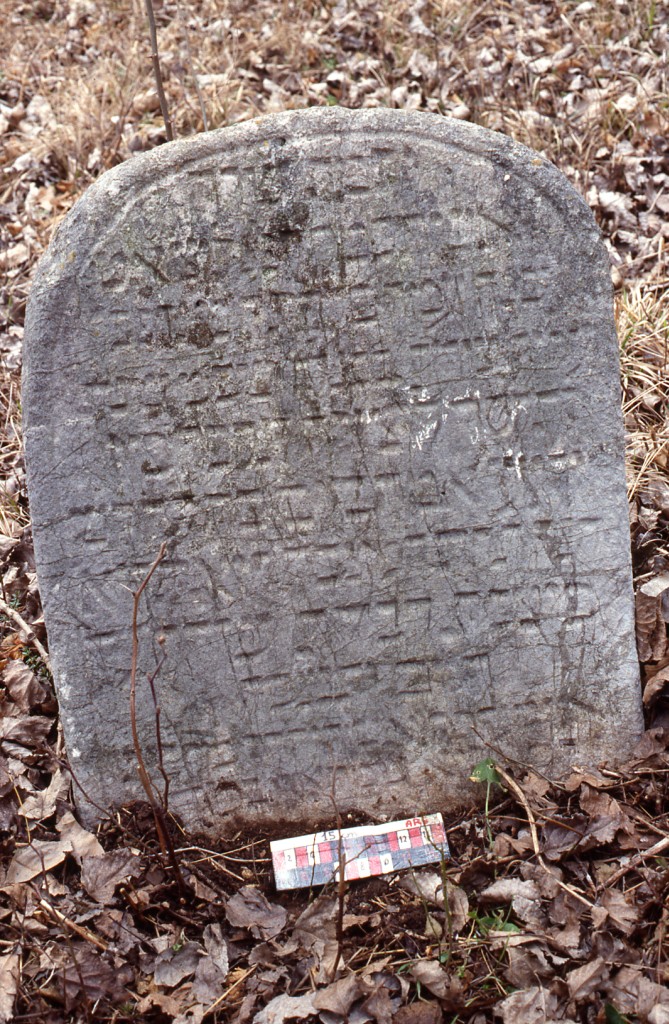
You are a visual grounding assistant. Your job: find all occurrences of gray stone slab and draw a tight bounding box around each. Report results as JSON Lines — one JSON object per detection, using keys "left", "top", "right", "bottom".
{"left": 23, "top": 108, "right": 642, "bottom": 832}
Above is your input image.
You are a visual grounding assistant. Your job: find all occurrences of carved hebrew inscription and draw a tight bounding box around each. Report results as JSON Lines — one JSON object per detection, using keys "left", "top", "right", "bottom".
{"left": 23, "top": 109, "right": 642, "bottom": 831}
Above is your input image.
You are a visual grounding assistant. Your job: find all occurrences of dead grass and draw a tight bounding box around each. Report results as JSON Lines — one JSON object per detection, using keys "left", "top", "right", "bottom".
{"left": 0, "top": 367, "right": 25, "bottom": 536}
{"left": 620, "top": 285, "right": 669, "bottom": 503}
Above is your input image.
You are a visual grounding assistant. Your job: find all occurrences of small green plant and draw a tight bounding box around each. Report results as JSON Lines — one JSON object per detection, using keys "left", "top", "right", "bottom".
{"left": 116, "top": 1003, "right": 138, "bottom": 1018}
{"left": 645, "top": 0, "right": 657, "bottom": 35}
{"left": 469, "top": 757, "right": 501, "bottom": 847}
{"left": 470, "top": 906, "right": 521, "bottom": 938}
{"left": 605, "top": 1004, "right": 633, "bottom": 1024}
{"left": 21, "top": 646, "right": 50, "bottom": 678}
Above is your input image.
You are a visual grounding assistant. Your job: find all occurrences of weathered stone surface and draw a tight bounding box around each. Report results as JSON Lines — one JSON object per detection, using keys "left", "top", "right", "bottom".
{"left": 23, "top": 108, "right": 642, "bottom": 832}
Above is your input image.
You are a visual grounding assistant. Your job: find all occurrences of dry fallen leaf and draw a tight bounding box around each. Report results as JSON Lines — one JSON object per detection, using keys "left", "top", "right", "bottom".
{"left": 541, "top": 818, "right": 588, "bottom": 861}
{"left": 136, "top": 984, "right": 194, "bottom": 1020}
{"left": 80, "top": 849, "right": 141, "bottom": 903}
{"left": 578, "top": 785, "right": 634, "bottom": 847}
{"left": 253, "top": 992, "right": 317, "bottom": 1024}
{"left": 409, "top": 960, "right": 463, "bottom": 1008}
{"left": 643, "top": 663, "right": 669, "bottom": 706}
{"left": 291, "top": 894, "right": 340, "bottom": 979}
{"left": 401, "top": 870, "right": 445, "bottom": 905}
{"left": 56, "top": 811, "right": 105, "bottom": 861}
{"left": 640, "top": 572, "right": 669, "bottom": 598}
{"left": 95, "top": 908, "right": 146, "bottom": 954}
{"left": 0, "top": 713, "right": 51, "bottom": 748}
{"left": 482, "top": 876, "right": 545, "bottom": 928}
{"left": 2, "top": 659, "right": 49, "bottom": 710}
{"left": 60, "top": 944, "right": 128, "bottom": 1011}
{"left": 598, "top": 189, "right": 638, "bottom": 228}
{"left": 0, "top": 242, "right": 29, "bottom": 270}
{"left": 226, "top": 885, "right": 287, "bottom": 940}
{"left": 191, "top": 957, "right": 226, "bottom": 1006}
{"left": 563, "top": 766, "right": 611, "bottom": 791}
{"left": 401, "top": 872, "right": 469, "bottom": 933}
{"left": 504, "top": 943, "right": 554, "bottom": 989}
{"left": 480, "top": 878, "right": 541, "bottom": 903}
{"left": 591, "top": 889, "right": 640, "bottom": 935}
{"left": 153, "top": 941, "right": 202, "bottom": 988}
{"left": 1, "top": 837, "right": 72, "bottom": 887}
{"left": 566, "top": 956, "right": 608, "bottom": 1002}
{"left": 312, "top": 973, "right": 362, "bottom": 1015}
{"left": 191, "top": 923, "right": 229, "bottom": 1004}
{"left": 636, "top": 590, "right": 667, "bottom": 662}
{"left": 0, "top": 953, "right": 20, "bottom": 1024}
{"left": 604, "top": 966, "right": 669, "bottom": 1018}
{"left": 19, "top": 769, "right": 68, "bottom": 820}
{"left": 495, "top": 984, "right": 574, "bottom": 1024}
{"left": 359, "top": 970, "right": 402, "bottom": 1024}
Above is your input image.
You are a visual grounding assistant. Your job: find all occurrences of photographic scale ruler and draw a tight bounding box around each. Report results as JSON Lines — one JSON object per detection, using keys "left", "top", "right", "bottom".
{"left": 271, "top": 812, "right": 450, "bottom": 891}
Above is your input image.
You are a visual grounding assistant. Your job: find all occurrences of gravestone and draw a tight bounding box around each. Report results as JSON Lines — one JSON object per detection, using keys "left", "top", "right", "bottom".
{"left": 23, "top": 108, "right": 642, "bottom": 832}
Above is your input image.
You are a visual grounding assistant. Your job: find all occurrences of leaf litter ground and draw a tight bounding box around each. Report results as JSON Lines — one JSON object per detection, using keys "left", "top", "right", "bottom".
{"left": 1, "top": 0, "right": 669, "bottom": 1021}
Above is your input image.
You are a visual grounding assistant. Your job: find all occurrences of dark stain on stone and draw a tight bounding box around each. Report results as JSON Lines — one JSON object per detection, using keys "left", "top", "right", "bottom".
{"left": 216, "top": 779, "right": 241, "bottom": 793}
{"left": 185, "top": 320, "right": 214, "bottom": 348}
{"left": 263, "top": 201, "right": 310, "bottom": 253}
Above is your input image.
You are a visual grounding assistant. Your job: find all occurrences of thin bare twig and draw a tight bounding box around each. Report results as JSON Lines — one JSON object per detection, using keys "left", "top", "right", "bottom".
{"left": 129, "top": 543, "right": 186, "bottom": 893}
{"left": 494, "top": 764, "right": 594, "bottom": 909}
{"left": 143, "top": 0, "right": 174, "bottom": 142}
{"left": 202, "top": 965, "right": 257, "bottom": 1018}
{"left": 146, "top": 648, "right": 169, "bottom": 809}
{"left": 329, "top": 766, "right": 346, "bottom": 980}
{"left": 0, "top": 596, "right": 52, "bottom": 673}
{"left": 602, "top": 834, "right": 669, "bottom": 889}
{"left": 37, "top": 899, "right": 108, "bottom": 952}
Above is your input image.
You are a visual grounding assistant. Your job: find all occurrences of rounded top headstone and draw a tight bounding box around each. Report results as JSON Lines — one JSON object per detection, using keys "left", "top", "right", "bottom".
{"left": 24, "top": 108, "right": 641, "bottom": 832}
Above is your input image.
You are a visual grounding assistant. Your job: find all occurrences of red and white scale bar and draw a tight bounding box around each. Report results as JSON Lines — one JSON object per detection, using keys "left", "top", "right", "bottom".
{"left": 271, "top": 812, "right": 450, "bottom": 891}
